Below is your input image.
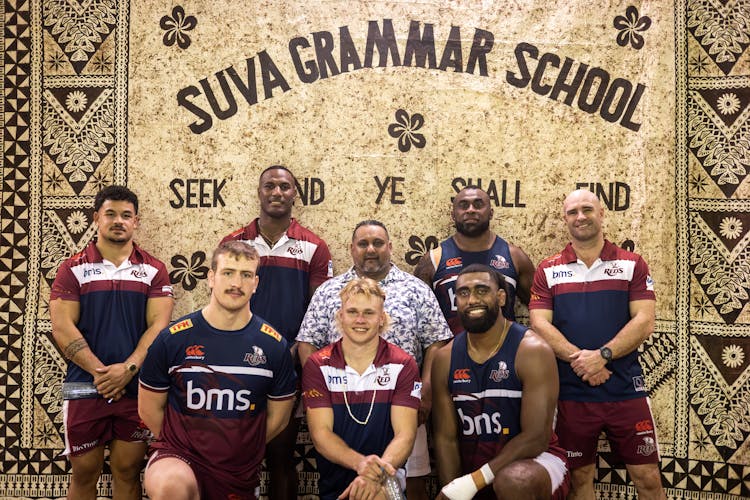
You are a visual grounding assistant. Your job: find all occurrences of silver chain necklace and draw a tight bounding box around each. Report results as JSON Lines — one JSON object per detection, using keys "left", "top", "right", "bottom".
{"left": 342, "top": 379, "right": 377, "bottom": 425}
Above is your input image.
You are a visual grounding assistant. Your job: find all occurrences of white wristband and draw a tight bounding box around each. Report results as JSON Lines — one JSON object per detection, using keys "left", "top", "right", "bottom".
{"left": 479, "top": 463, "right": 495, "bottom": 486}
{"left": 440, "top": 473, "right": 478, "bottom": 500}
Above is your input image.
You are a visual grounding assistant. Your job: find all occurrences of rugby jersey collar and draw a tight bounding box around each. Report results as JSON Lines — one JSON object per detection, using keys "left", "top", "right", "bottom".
{"left": 248, "top": 218, "right": 304, "bottom": 240}
{"left": 329, "top": 337, "right": 390, "bottom": 369}
{"left": 83, "top": 239, "right": 147, "bottom": 264}
{"left": 561, "top": 239, "right": 618, "bottom": 264}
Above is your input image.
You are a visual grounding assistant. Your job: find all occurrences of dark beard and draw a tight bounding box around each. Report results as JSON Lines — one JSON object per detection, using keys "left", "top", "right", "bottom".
{"left": 459, "top": 302, "right": 500, "bottom": 334}
{"left": 455, "top": 219, "right": 490, "bottom": 238}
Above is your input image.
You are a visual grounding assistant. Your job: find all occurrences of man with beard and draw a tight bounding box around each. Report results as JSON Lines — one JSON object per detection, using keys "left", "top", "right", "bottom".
{"left": 221, "top": 165, "right": 333, "bottom": 500}
{"left": 414, "top": 186, "right": 534, "bottom": 334}
{"left": 51, "top": 186, "right": 174, "bottom": 500}
{"left": 432, "top": 264, "right": 569, "bottom": 500}
{"left": 529, "top": 190, "right": 663, "bottom": 500}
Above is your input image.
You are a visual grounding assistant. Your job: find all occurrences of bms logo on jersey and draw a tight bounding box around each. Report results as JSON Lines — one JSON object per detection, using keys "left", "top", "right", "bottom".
{"left": 457, "top": 408, "right": 507, "bottom": 436}
{"left": 186, "top": 380, "right": 254, "bottom": 412}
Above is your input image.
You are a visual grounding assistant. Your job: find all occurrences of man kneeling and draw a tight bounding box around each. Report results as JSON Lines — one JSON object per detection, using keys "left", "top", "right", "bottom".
{"left": 432, "top": 264, "right": 570, "bottom": 499}
{"left": 302, "top": 278, "right": 420, "bottom": 499}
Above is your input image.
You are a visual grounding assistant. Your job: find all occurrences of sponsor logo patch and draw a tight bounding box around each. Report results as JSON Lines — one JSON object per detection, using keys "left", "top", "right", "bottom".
{"left": 411, "top": 381, "right": 422, "bottom": 399}
{"left": 260, "top": 323, "right": 281, "bottom": 341}
{"left": 604, "top": 263, "right": 624, "bottom": 276}
{"left": 552, "top": 270, "right": 574, "bottom": 279}
{"left": 635, "top": 419, "right": 653, "bottom": 433}
{"left": 304, "top": 388, "right": 324, "bottom": 398}
{"left": 646, "top": 274, "right": 654, "bottom": 290}
{"left": 453, "top": 368, "right": 471, "bottom": 383}
{"left": 376, "top": 367, "right": 391, "bottom": 386}
{"left": 170, "top": 319, "right": 194, "bottom": 334}
{"left": 131, "top": 269, "right": 148, "bottom": 278}
{"left": 445, "top": 257, "right": 462, "bottom": 268}
{"left": 490, "top": 361, "right": 510, "bottom": 382}
{"left": 632, "top": 375, "right": 646, "bottom": 392}
{"left": 244, "top": 346, "right": 267, "bottom": 366}
{"left": 490, "top": 254, "right": 510, "bottom": 270}
{"left": 636, "top": 436, "right": 656, "bottom": 456}
{"left": 185, "top": 344, "right": 205, "bottom": 359}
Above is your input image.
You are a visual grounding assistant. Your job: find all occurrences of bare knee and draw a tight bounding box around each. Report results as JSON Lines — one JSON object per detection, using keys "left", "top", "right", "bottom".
{"left": 70, "top": 448, "right": 105, "bottom": 484}
{"left": 628, "top": 463, "right": 664, "bottom": 498}
{"left": 493, "top": 461, "right": 549, "bottom": 500}
{"left": 145, "top": 459, "right": 199, "bottom": 500}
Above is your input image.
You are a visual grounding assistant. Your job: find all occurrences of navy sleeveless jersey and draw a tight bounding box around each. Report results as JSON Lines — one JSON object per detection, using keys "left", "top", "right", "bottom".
{"left": 432, "top": 236, "right": 518, "bottom": 333}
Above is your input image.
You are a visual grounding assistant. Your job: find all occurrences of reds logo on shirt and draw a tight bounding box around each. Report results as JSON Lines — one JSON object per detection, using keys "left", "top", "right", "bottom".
{"left": 490, "top": 361, "right": 509, "bottom": 382}
{"left": 490, "top": 255, "right": 510, "bottom": 270}
{"left": 244, "top": 346, "right": 267, "bottom": 366}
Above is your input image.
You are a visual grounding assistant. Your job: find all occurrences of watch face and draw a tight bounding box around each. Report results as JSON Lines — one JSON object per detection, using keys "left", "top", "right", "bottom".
{"left": 600, "top": 347, "right": 612, "bottom": 361}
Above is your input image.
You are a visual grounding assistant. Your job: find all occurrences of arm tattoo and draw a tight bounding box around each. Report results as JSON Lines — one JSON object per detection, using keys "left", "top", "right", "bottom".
{"left": 64, "top": 338, "right": 89, "bottom": 360}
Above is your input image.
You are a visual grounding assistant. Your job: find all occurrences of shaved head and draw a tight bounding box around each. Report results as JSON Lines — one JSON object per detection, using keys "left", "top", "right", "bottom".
{"left": 562, "top": 189, "right": 601, "bottom": 217}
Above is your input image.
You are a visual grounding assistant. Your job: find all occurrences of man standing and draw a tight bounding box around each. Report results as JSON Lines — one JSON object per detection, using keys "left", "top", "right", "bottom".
{"left": 221, "top": 165, "right": 332, "bottom": 499}
{"left": 50, "top": 185, "right": 174, "bottom": 500}
{"left": 529, "top": 189, "right": 664, "bottom": 500}
{"left": 432, "top": 265, "right": 569, "bottom": 500}
{"left": 302, "top": 278, "right": 420, "bottom": 500}
{"left": 414, "top": 186, "right": 535, "bottom": 333}
{"left": 139, "top": 241, "right": 297, "bottom": 500}
{"left": 297, "top": 220, "right": 452, "bottom": 499}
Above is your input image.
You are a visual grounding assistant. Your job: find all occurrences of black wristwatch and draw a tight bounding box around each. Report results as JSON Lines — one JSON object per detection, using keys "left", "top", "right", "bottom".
{"left": 599, "top": 346, "right": 613, "bottom": 363}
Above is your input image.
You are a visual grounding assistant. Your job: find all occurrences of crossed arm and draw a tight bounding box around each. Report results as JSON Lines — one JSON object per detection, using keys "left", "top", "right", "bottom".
{"left": 51, "top": 296, "right": 173, "bottom": 400}
{"left": 530, "top": 299, "right": 654, "bottom": 385}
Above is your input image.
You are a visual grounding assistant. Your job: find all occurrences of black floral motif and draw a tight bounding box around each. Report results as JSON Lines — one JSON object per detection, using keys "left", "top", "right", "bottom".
{"left": 169, "top": 251, "right": 209, "bottom": 291}
{"left": 405, "top": 235, "right": 439, "bottom": 266}
{"left": 613, "top": 6, "right": 651, "bottom": 49}
{"left": 388, "top": 109, "right": 426, "bottom": 153}
{"left": 160, "top": 6, "right": 197, "bottom": 49}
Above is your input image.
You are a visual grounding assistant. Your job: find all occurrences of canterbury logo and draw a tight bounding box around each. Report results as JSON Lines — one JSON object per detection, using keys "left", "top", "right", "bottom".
{"left": 453, "top": 368, "right": 471, "bottom": 380}
{"left": 260, "top": 323, "right": 281, "bottom": 341}
{"left": 169, "top": 319, "right": 194, "bottom": 334}
{"left": 185, "top": 345, "right": 205, "bottom": 357}
{"left": 446, "top": 257, "right": 462, "bottom": 267}
{"left": 635, "top": 420, "right": 653, "bottom": 432}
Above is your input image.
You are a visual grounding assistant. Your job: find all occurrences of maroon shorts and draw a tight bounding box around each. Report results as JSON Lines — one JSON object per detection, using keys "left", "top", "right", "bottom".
{"left": 147, "top": 447, "right": 259, "bottom": 499}
{"left": 556, "top": 398, "right": 660, "bottom": 469}
{"left": 62, "top": 398, "right": 150, "bottom": 457}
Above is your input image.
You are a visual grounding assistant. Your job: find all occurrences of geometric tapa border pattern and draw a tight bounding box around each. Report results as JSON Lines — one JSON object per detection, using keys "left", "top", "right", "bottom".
{"left": 2, "top": 1, "right": 750, "bottom": 499}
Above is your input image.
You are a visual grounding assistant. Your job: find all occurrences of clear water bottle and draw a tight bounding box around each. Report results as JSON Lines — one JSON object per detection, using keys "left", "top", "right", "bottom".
{"left": 62, "top": 382, "right": 101, "bottom": 400}
{"left": 382, "top": 473, "right": 405, "bottom": 500}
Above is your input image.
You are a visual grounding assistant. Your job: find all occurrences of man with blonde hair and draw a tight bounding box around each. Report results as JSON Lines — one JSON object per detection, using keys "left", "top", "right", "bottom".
{"left": 302, "top": 278, "right": 421, "bottom": 500}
